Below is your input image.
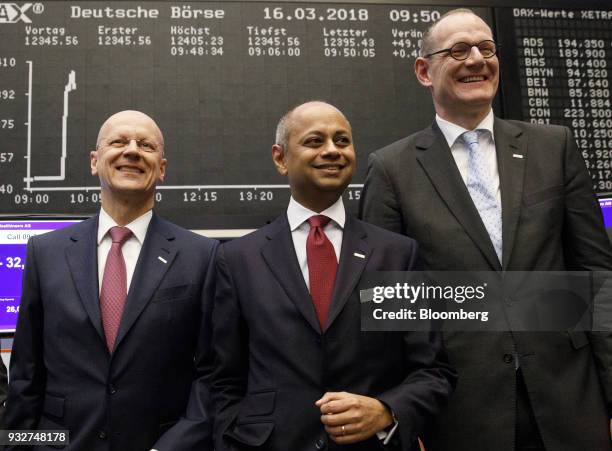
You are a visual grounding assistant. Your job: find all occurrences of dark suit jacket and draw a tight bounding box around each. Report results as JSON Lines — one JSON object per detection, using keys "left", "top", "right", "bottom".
{"left": 211, "top": 213, "right": 456, "bottom": 451}
{"left": 0, "top": 358, "right": 6, "bottom": 427}
{"left": 360, "top": 118, "right": 612, "bottom": 451}
{"left": 6, "top": 213, "right": 218, "bottom": 451}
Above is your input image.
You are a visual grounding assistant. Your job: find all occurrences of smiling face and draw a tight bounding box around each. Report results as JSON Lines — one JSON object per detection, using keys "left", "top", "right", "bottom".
{"left": 91, "top": 111, "right": 166, "bottom": 209}
{"left": 414, "top": 12, "right": 499, "bottom": 128}
{"left": 272, "top": 102, "right": 355, "bottom": 212}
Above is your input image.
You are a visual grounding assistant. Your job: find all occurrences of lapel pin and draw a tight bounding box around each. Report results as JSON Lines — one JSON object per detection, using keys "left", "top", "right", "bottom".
{"left": 353, "top": 252, "right": 365, "bottom": 259}
{"left": 512, "top": 154, "right": 524, "bottom": 159}
{"left": 158, "top": 256, "right": 168, "bottom": 264}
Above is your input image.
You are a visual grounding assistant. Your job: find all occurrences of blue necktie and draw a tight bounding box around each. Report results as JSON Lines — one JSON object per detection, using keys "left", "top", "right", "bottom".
{"left": 463, "top": 130, "right": 503, "bottom": 263}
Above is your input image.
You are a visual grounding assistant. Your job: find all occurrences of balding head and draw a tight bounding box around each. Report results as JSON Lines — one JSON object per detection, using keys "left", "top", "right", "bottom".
{"left": 274, "top": 101, "right": 349, "bottom": 152}
{"left": 96, "top": 110, "right": 164, "bottom": 154}
{"left": 420, "top": 8, "right": 488, "bottom": 57}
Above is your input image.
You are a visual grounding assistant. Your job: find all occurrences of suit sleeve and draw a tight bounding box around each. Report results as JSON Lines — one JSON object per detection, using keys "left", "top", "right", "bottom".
{"left": 359, "top": 152, "right": 404, "bottom": 234}
{"left": 560, "top": 126, "right": 612, "bottom": 411}
{"left": 210, "top": 245, "right": 249, "bottom": 451}
{"left": 5, "top": 237, "right": 46, "bottom": 438}
{"left": 153, "top": 239, "right": 219, "bottom": 451}
{"left": 0, "top": 355, "right": 7, "bottom": 428}
{"left": 376, "top": 240, "right": 457, "bottom": 448}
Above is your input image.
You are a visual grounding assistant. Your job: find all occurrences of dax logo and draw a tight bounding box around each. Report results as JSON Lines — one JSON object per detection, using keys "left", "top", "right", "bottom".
{"left": 0, "top": 3, "right": 33, "bottom": 23}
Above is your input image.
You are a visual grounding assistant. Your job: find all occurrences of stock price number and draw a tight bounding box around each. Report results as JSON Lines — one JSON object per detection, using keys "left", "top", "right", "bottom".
{"left": 239, "top": 190, "right": 273, "bottom": 201}
{"left": 0, "top": 57, "right": 16, "bottom": 67}
{"left": 1, "top": 119, "right": 14, "bottom": 129}
{"left": 1, "top": 256, "right": 24, "bottom": 269}
{"left": 0, "top": 90, "right": 15, "bottom": 100}
{"left": 98, "top": 35, "right": 151, "bottom": 46}
{"left": 25, "top": 36, "right": 79, "bottom": 46}
{"left": 0, "top": 153, "right": 14, "bottom": 163}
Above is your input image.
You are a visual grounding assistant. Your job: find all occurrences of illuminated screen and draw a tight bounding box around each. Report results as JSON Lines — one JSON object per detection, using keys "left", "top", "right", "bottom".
{"left": 600, "top": 198, "right": 612, "bottom": 229}
{"left": 0, "top": 219, "right": 83, "bottom": 333}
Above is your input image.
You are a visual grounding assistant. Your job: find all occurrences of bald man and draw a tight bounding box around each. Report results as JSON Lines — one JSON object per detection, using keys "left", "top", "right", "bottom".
{"left": 6, "top": 111, "right": 218, "bottom": 451}
{"left": 211, "top": 101, "right": 455, "bottom": 451}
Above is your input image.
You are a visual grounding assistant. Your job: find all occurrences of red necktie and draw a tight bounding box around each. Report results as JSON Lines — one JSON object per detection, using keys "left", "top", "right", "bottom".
{"left": 307, "top": 215, "right": 338, "bottom": 328}
{"left": 100, "top": 226, "right": 132, "bottom": 352}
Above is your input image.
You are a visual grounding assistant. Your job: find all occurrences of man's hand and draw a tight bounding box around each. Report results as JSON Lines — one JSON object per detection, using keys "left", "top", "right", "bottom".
{"left": 315, "top": 392, "right": 393, "bottom": 445}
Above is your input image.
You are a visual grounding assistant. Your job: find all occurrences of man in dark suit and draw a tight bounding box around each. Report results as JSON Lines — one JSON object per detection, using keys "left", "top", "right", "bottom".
{"left": 211, "top": 101, "right": 456, "bottom": 451}
{"left": 360, "top": 8, "right": 612, "bottom": 451}
{"left": 6, "top": 110, "right": 218, "bottom": 450}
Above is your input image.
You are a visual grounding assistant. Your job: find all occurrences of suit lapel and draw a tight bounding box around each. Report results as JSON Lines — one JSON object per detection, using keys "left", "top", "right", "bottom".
{"left": 325, "top": 216, "right": 370, "bottom": 331}
{"left": 261, "top": 215, "right": 321, "bottom": 333}
{"left": 114, "top": 214, "right": 177, "bottom": 350}
{"left": 65, "top": 216, "right": 105, "bottom": 342}
{"left": 494, "top": 118, "right": 526, "bottom": 269}
{"left": 416, "top": 123, "right": 501, "bottom": 269}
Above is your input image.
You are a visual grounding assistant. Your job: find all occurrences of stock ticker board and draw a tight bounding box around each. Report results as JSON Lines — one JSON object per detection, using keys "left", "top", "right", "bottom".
{"left": 0, "top": 1, "right": 610, "bottom": 230}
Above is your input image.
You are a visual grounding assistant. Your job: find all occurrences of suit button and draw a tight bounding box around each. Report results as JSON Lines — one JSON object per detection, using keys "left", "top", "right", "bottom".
{"left": 504, "top": 297, "right": 512, "bottom": 307}
{"left": 98, "top": 431, "right": 107, "bottom": 440}
{"left": 503, "top": 353, "right": 514, "bottom": 364}
{"left": 108, "top": 384, "right": 117, "bottom": 394}
{"left": 315, "top": 438, "right": 326, "bottom": 449}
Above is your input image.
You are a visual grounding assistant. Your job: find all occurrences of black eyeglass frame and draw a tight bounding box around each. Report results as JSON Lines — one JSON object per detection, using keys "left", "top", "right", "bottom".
{"left": 424, "top": 40, "right": 499, "bottom": 61}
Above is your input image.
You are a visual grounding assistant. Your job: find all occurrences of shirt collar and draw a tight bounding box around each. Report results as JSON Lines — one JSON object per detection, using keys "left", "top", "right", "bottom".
{"left": 435, "top": 109, "right": 495, "bottom": 148}
{"left": 97, "top": 207, "right": 152, "bottom": 245}
{"left": 287, "top": 196, "right": 346, "bottom": 232}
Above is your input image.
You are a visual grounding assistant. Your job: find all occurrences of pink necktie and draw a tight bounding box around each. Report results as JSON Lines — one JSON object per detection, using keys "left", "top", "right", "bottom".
{"left": 100, "top": 226, "right": 132, "bottom": 352}
{"left": 307, "top": 215, "right": 338, "bottom": 328}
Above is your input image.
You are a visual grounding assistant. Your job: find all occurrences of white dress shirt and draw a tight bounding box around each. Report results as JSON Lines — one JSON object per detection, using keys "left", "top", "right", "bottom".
{"left": 287, "top": 196, "right": 345, "bottom": 290}
{"left": 97, "top": 208, "right": 152, "bottom": 293}
{"left": 436, "top": 109, "right": 501, "bottom": 203}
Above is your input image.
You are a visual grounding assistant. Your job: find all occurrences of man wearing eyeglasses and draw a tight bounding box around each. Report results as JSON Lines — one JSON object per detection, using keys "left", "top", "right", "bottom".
{"left": 360, "top": 8, "right": 612, "bottom": 451}
{"left": 6, "top": 110, "right": 218, "bottom": 450}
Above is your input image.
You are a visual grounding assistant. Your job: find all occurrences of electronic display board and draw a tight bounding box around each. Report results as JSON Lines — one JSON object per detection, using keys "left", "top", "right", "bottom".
{"left": 0, "top": 218, "right": 83, "bottom": 332}
{"left": 496, "top": 6, "right": 612, "bottom": 195}
{"left": 0, "top": 1, "right": 610, "bottom": 231}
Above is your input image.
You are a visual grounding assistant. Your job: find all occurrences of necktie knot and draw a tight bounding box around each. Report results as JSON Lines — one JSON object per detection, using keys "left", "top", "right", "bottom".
{"left": 109, "top": 226, "right": 132, "bottom": 246}
{"left": 462, "top": 130, "right": 480, "bottom": 147}
{"left": 308, "top": 215, "right": 331, "bottom": 228}
{"left": 308, "top": 215, "right": 331, "bottom": 229}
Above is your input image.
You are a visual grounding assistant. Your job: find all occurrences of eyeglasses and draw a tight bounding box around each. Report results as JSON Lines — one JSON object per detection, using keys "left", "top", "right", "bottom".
{"left": 102, "top": 137, "right": 160, "bottom": 153}
{"left": 424, "top": 40, "right": 498, "bottom": 61}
